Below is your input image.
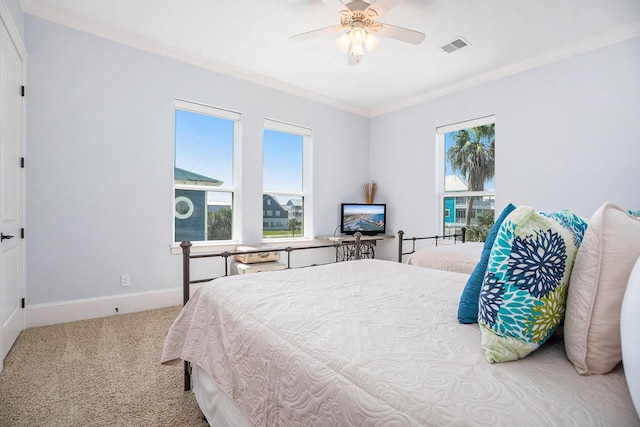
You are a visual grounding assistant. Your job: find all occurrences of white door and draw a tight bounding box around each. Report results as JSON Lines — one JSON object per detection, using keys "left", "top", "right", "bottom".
{"left": 0, "top": 11, "right": 25, "bottom": 372}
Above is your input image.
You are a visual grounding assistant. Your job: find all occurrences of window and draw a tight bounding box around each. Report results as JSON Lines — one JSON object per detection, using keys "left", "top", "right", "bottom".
{"left": 263, "top": 119, "right": 311, "bottom": 239}
{"left": 174, "top": 100, "right": 239, "bottom": 243}
{"left": 437, "top": 116, "right": 495, "bottom": 242}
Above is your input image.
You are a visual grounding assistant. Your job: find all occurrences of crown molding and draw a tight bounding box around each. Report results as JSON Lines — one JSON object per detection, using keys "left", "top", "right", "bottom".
{"left": 370, "top": 21, "right": 640, "bottom": 117}
{"left": 23, "top": 2, "right": 640, "bottom": 119}
{"left": 23, "top": 2, "right": 371, "bottom": 118}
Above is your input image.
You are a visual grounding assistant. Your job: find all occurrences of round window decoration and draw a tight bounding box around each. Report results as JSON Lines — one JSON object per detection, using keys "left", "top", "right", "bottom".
{"left": 175, "top": 196, "right": 194, "bottom": 219}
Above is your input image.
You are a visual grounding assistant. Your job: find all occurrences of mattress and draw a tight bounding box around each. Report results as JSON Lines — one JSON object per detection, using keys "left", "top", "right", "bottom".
{"left": 406, "top": 241, "right": 483, "bottom": 273}
{"left": 162, "top": 259, "right": 639, "bottom": 426}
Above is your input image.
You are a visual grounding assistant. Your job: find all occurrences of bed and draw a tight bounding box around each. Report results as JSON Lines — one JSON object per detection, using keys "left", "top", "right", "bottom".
{"left": 406, "top": 241, "right": 483, "bottom": 273}
{"left": 161, "top": 259, "right": 639, "bottom": 426}
{"left": 162, "top": 203, "right": 640, "bottom": 426}
{"left": 397, "top": 228, "right": 483, "bottom": 274}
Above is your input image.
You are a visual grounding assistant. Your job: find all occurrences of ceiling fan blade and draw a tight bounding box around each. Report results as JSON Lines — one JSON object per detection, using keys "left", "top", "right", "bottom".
{"left": 366, "top": 0, "right": 406, "bottom": 18}
{"left": 369, "top": 22, "right": 425, "bottom": 45}
{"left": 320, "top": 0, "right": 348, "bottom": 12}
{"left": 289, "top": 25, "right": 344, "bottom": 42}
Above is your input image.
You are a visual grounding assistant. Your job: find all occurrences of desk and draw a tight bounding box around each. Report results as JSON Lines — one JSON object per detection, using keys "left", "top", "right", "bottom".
{"left": 317, "top": 234, "right": 394, "bottom": 261}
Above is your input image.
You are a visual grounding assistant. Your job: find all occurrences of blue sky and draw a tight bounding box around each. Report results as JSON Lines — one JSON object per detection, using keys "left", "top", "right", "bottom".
{"left": 175, "top": 110, "right": 495, "bottom": 204}
{"left": 263, "top": 129, "right": 303, "bottom": 193}
{"left": 175, "top": 110, "right": 303, "bottom": 201}
{"left": 175, "top": 109, "right": 233, "bottom": 186}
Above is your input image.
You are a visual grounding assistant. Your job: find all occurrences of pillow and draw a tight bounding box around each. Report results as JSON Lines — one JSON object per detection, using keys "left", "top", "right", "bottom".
{"left": 542, "top": 209, "right": 589, "bottom": 247}
{"left": 621, "top": 256, "right": 640, "bottom": 415}
{"left": 564, "top": 202, "right": 640, "bottom": 374}
{"left": 478, "top": 206, "right": 581, "bottom": 363}
{"left": 457, "top": 203, "right": 516, "bottom": 324}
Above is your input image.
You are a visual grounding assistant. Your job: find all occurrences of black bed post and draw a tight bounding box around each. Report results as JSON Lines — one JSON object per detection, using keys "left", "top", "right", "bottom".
{"left": 461, "top": 227, "right": 466, "bottom": 243}
{"left": 181, "top": 241, "right": 192, "bottom": 306}
{"left": 397, "top": 230, "right": 404, "bottom": 262}
{"left": 180, "top": 240, "right": 192, "bottom": 391}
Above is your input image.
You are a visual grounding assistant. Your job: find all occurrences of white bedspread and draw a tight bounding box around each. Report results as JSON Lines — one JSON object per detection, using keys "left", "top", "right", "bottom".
{"left": 406, "top": 241, "right": 483, "bottom": 273}
{"left": 162, "top": 259, "right": 639, "bottom": 426}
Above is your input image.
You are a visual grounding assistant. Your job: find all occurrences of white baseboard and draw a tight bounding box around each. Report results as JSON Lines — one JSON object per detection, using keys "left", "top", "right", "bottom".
{"left": 25, "top": 286, "right": 195, "bottom": 328}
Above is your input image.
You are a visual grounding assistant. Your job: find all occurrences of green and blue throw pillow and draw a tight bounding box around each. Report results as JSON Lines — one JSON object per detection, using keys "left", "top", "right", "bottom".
{"left": 478, "top": 206, "right": 587, "bottom": 363}
{"left": 457, "top": 203, "right": 516, "bottom": 324}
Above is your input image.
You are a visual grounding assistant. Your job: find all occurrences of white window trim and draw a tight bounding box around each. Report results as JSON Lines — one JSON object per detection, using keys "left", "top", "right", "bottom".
{"left": 172, "top": 99, "right": 242, "bottom": 249}
{"left": 436, "top": 115, "right": 495, "bottom": 233}
{"left": 263, "top": 118, "right": 313, "bottom": 241}
{"left": 436, "top": 115, "right": 495, "bottom": 134}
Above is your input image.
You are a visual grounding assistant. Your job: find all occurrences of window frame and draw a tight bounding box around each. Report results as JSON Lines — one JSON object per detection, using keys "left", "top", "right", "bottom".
{"left": 262, "top": 118, "right": 312, "bottom": 241}
{"left": 173, "top": 99, "right": 241, "bottom": 246}
{"left": 436, "top": 115, "right": 495, "bottom": 237}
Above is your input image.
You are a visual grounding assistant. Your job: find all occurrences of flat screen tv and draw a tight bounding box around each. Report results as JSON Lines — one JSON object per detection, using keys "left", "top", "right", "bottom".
{"left": 340, "top": 203, "right": 386, "bottom": 236}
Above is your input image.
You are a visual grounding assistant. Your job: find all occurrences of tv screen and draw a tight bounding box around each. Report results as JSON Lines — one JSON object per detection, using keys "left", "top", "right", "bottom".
{"left": 340, "top": 203, "right": 386, "bottom": 236}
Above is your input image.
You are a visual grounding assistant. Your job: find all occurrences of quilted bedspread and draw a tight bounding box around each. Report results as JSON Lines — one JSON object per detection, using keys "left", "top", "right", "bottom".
{"left": 161, "top": 259, "right": 639, "bottom": 426}
{"left": 406, "top": 241, "right": 483, "bottom": 274}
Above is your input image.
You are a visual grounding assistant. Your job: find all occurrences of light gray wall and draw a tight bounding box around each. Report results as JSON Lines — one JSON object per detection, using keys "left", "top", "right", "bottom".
{"left": 371, "top": 35, "right": 640, "bottom": 260}
{"left": 25, "top": 15, "right": 369, "bottom": 305}
{"left": 24, "top": 13, "right": 640, "bottom": 305}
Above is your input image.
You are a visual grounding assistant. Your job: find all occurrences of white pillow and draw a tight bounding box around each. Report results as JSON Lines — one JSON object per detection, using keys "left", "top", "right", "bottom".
{"left": 564, "top": 202, "right": 640, "bottom": 375}
{"left": 621, "top": 256, "right": 640, "bottom": 416}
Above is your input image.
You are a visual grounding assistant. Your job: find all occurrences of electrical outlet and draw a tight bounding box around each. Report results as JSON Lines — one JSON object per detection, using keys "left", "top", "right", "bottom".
{"left": 120, "top": 274, "right": 130, "bottom": 287}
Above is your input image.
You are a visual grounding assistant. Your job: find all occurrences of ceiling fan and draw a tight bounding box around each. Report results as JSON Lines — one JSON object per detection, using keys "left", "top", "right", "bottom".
{"left": 290, "top": 0, "right": 426, "bottom": 65}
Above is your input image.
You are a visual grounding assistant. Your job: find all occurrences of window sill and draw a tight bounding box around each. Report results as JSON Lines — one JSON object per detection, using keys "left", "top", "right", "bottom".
{"left": 170, "top": 237, "right": 322, "bottom": 255}
{"left": 261, "top": 237, "right": 317, "bottom": 247}
{"left": 170, "top": 241, "right": 241, "bottom": 255}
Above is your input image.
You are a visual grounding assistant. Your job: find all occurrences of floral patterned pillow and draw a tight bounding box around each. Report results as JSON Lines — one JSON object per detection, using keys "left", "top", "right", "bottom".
{"left": 542, "top": 209, "right": 589, "bottom": 247}
{"left": 478, "top": 206, "right": 582, "bottom": 363}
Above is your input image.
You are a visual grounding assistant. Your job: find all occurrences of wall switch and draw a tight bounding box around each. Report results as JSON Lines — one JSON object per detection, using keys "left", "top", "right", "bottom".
{"left": 120, "top": 274, "right": 130, "bottom": 287}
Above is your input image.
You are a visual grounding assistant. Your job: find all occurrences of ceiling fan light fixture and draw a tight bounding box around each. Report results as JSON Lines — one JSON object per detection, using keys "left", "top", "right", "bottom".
{"left": 364, "top": 32, "right": 379, "bottom": 52}
{"left": 336, "top": 33, "right": 351, "bottom": 52}
{"left": 349, "top": 26, "right": 367, "bottom": 45}
{"left": 350, "top": 42, "right": 364, "bottom": 57}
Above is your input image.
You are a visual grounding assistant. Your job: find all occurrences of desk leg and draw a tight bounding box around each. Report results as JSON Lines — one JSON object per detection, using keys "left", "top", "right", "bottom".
{"left": 335, "top": 241, "right": 376, "bottom": 261}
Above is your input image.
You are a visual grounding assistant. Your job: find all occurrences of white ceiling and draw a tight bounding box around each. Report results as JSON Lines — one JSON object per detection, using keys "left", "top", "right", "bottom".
{"left": 22, "top": 0, "right": 640, "bottom": 117}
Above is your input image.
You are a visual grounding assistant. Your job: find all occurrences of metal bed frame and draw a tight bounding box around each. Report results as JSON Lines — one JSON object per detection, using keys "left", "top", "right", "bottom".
{"left": 396, "top": 228, "right": 466, "bottom": 263}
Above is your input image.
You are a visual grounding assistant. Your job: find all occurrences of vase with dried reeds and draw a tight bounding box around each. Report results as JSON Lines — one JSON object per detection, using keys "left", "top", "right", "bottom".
{"left": 363, "top": 180, "right": 377, "bottom": 204}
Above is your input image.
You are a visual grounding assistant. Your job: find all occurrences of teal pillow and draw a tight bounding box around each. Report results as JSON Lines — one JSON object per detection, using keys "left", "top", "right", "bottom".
{"left": 478, "top": 206, "right": 581, "bottom": 363}
{"left": 629, "top": 209, "right": 640, "bottom": 218}
{"left": 457, "top": 203, "right": 516, "bottom": 324}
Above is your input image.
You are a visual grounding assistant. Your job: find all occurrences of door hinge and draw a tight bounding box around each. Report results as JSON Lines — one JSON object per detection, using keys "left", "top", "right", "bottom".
{"left": 20, "top": 157, "right": 25, "bottom": 168}
{"left": 21, "top": 298, "right": 25, "bottom": 309}
{"left": 21, "top": 228, "right": 25, "bottom": 239}
{"left": 21, "top": 85, "right": 25, "bottom": 97}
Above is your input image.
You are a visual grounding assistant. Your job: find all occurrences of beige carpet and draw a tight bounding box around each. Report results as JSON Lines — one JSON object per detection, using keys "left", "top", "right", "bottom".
{"left": 0, "top": 306, "right": 208, "bottom": 426}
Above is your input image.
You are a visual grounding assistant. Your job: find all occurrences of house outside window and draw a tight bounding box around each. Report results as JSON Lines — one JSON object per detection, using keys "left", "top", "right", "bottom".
{"left": 174, "top": 99, "right": 239, "bottom": 243}
{"left": 263, "top": 119, "right": 311, "bottom": 239}
{"left": 437, "top": 116, "right": 495, "bottom": 242}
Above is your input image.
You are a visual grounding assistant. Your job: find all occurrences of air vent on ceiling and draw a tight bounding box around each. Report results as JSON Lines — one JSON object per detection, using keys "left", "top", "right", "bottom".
{"left": 441, "top": 37, "right": 470, "bottom": 53}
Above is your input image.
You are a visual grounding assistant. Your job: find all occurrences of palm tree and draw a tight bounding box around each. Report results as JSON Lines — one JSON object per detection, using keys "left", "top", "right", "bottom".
{"left": 287, "top": 218, "right": 301, "bottom": 237}
{"left": 447, "top": 124, "right": 495, "bottom": 231}
{"left": 207, "top": 208, "right": 232, "bottom": 240}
